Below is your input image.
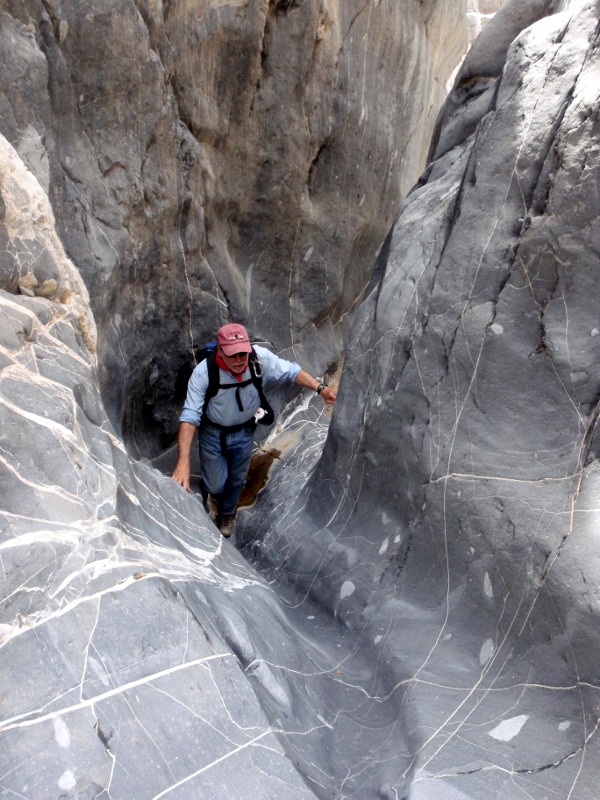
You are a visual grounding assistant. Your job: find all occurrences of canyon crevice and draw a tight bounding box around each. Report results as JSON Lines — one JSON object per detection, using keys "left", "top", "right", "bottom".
{"left": 2, "top": 1, "right": 600, "bottom": 799}
{"left": 1, "top": 0, "right": 467, "bottom": 458}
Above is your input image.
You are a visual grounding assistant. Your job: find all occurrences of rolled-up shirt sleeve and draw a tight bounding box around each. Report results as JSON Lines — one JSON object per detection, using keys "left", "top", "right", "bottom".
{"left": 255, "top": 345, "right": 301, "bottom": 385}
{"left": 179, "top": 362, "right": 209, "bottom": 426}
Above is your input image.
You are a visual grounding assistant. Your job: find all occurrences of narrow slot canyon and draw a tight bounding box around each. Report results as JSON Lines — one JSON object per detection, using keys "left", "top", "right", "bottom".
{"left": 2, "top": 2, "right": 600, "bottom": 799}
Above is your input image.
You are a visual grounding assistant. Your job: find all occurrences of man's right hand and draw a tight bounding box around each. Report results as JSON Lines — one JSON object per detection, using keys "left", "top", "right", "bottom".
{"left": 172, "top": 462, "right": 191, "bottom": 492}
{"left": 171, "top": 422, "right": 196, "bottom": 493}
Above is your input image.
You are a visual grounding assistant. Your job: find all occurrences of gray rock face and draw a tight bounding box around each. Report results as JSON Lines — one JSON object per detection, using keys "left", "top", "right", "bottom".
{"left": 1, "top": 307, "right": 266, "bottom": 799}
{"left": 0, "top": 229, "right": 411, "bottom": 796}
{"left": 4, "top": 0, "right": 600, "bottom": 797}
{"left": 0, "top": 109, "right": 416, "bottom": 800}
{"left": 0, "top": 0, "right": 468, "bottom": 458}
{"left": 0, "top": 5, "right": 475, "bottom": 796}
{"left": 241, "top": 0, "right": 600, "bottom": 796}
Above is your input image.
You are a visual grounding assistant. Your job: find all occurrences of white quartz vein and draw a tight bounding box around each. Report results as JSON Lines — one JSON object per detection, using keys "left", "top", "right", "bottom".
{"left": 151, "top": 729, "right": 274, "bottom": 799}
{"left": 0, "top": 653, "right": 231, "bottom": 733}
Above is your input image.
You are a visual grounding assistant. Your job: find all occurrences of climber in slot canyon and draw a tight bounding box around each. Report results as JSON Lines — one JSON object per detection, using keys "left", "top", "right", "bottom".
{"left": 172, "top": 323, "right": 337, "bottom": 537}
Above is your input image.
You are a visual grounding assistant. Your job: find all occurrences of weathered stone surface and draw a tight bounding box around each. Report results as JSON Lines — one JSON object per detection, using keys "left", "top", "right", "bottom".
{"left": 240, "top": 0, "right": 600, "bottom": 796}
{"left": 0, "top": 132, "right": 95, "bottom": 350}
{"left": 0, "top": 126, "right": 413, "bottom": 800}
{"left": 0, "top": 0, "right": 468, "bottom": 457}
{"left": 6, "top": 0, "right": 600, "bottom": 797}
{"left": 0, "top": 289, "right": 411, "bottom": 797}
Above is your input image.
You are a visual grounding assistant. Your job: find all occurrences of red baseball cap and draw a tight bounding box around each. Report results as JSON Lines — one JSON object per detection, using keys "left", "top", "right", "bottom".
{"left": 217, "top": 323, "right": 252, "bottom": 356}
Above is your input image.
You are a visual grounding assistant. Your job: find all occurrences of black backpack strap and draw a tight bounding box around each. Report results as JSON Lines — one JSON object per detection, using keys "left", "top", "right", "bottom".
{"left": 200, "top": 347, "right": 275, "bottom": 427}
{"left": 249, "top": 347, "right": 275, "bottom": 426}
{"left": 201, "top": 351, "right": 221, "bottom": 421}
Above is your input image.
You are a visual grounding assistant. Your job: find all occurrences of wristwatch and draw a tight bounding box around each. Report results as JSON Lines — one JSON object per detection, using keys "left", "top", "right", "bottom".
{"left": 316, "top": 383, "right": 325, "bottom": 394}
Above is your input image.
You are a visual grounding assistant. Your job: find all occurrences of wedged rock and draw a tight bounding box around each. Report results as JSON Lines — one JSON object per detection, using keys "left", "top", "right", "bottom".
{"left": 242, "top": 1, "right": 600, "bottom": 796}
{"left": 0, "top": 132, "right": 95, "bottom": 351}
{"left": 467, "top": 1, "right": 507, "bottom": 44}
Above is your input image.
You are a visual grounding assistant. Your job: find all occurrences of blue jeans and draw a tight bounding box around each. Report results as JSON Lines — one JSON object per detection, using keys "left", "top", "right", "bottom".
{"left": 199, "top": 421, "right": 255, "bottom": 515}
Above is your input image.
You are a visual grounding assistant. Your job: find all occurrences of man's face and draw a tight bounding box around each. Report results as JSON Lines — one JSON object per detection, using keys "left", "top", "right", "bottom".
{"left": 219, "top": 348, "right": 249, "bottom": 374}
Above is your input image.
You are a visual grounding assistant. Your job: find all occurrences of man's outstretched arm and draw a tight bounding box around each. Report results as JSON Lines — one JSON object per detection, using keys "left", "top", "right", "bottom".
{"left": 294, "top": 369, "right": 337, "bottom": 404}
{"left": 172, "top": 421, "right": 197, "bottom": 492}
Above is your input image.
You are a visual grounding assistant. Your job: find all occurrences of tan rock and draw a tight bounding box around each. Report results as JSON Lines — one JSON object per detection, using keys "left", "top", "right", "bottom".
{"left": 35, "top": 278, "right": 59, "bottom": 298}
{"left": 17, "top": 271, "right": 38, "bottom": 297}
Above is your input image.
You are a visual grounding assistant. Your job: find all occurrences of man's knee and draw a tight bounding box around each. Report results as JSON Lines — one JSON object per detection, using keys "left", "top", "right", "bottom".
{"left": 202, "top": 474, "right": 226, "bottom": 495}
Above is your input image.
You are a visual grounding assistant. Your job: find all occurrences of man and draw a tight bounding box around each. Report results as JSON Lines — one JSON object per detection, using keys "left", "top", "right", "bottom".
{"left": 172, "top": 323, "right": 337, "bottom": 537}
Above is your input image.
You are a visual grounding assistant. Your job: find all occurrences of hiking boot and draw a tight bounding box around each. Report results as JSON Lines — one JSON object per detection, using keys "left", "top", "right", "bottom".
{"left": 218, "top": 513, "right": 236, "bottom": 538}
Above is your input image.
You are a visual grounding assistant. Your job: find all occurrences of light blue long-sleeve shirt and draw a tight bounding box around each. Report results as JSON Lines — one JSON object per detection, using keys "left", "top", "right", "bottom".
{"left": 179, "top": 345, "right": 301, "bottom": 428}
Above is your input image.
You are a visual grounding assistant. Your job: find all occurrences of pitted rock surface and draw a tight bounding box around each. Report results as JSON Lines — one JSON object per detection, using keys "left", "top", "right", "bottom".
{"left": 241, "top": 1, "right": 600, "bottom": 797}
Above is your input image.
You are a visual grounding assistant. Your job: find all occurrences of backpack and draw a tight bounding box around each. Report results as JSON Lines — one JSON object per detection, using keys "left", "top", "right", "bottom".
{"left": 198, "top": 341, "right": 274, "bottom": 428}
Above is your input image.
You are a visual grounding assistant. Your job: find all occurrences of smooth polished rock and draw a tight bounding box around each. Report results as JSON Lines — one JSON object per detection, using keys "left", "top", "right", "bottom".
{"left": 2, "top": 289, "right": 411, "bottom": 799}
{"left": 0, "top": 152, "right": 415, "bottom": 798}
{"left": 5, "top": 0, "right": 600, "bottom": 797}
{"left": 241, "top": 1, "right": 600, "bottom": 797}
{"left": 0, "top": 290, "right": 426, "bottom": 800}
{"left": 0, "top": 130, "right": 425, "bottom": 799}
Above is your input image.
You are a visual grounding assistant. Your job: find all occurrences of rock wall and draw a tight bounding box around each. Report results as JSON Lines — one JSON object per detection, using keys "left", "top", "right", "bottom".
{"left": 0, "top": 131, "right": 413, "bottom": 800}
{"left": 0, "top": 134, "right": 95, "bottom": 351}
{"left": 0, "top": 112, "right": 455, "bottom": 796}
{"left": 0, "top": 282, "right": 331, "bottom": 800}
{"left": 0, "top": 4, "right": 478, "bottom": 798}
{"left": 0, "top": 0, "right": 467, "bottom": 457}
{"left": 241, "top": 0, "right": 600, "bottom": 796}
{"left": 7, "top": 0, "right": 599, "bottom": 797}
